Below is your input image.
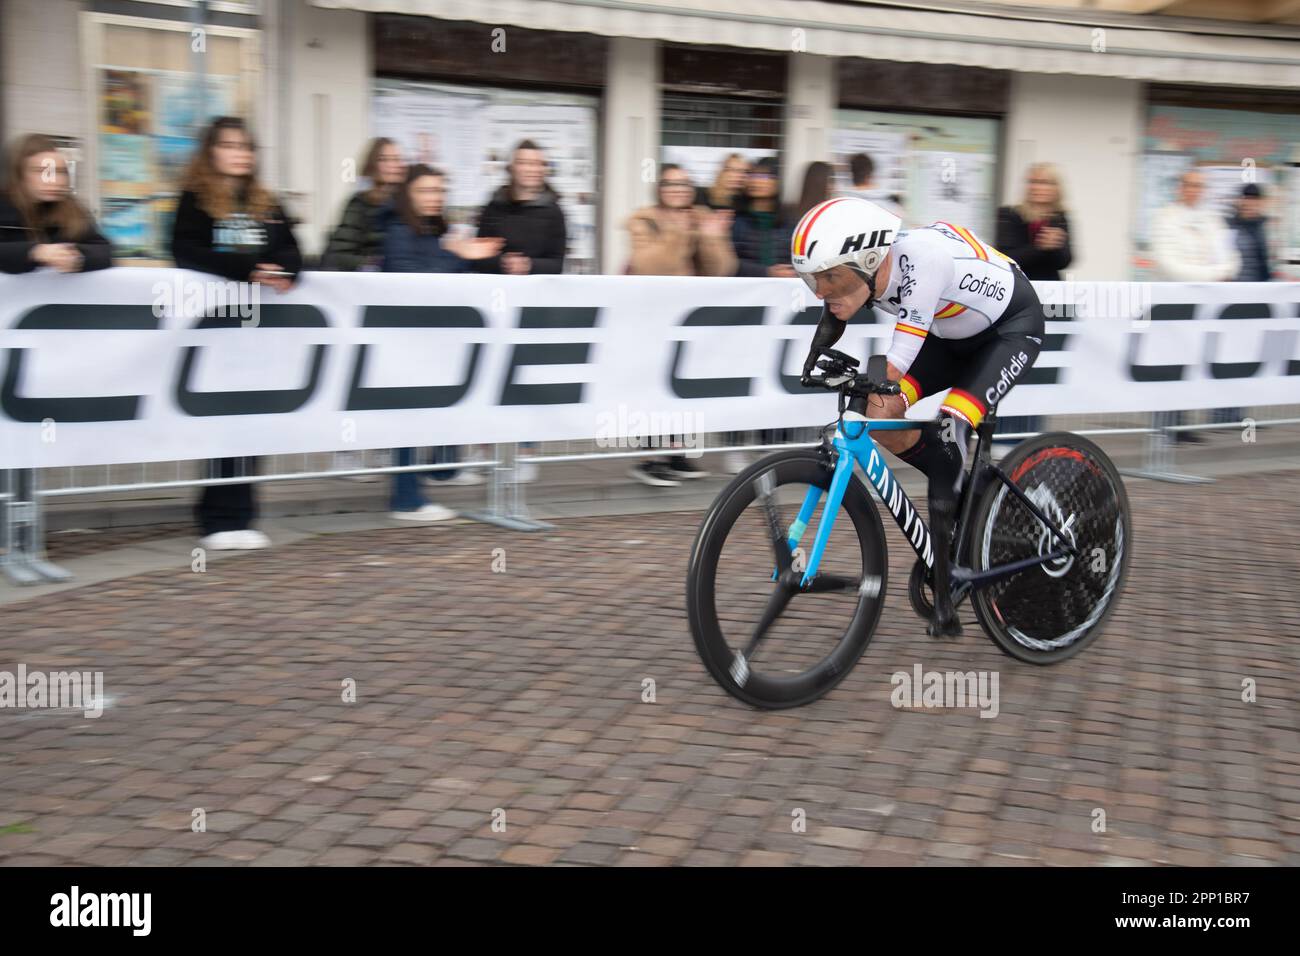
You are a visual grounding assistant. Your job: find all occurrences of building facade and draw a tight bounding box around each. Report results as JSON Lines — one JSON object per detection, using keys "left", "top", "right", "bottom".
{"left": 4, "top": 0, "right": 1298, "bottom": 279}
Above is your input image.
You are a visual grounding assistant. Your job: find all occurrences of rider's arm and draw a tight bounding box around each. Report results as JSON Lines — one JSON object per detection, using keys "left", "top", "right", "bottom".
{"left": 884, "top": 240, "right": 948, "bottom": 378}
{"left": 810, "top": 304, "right": 845, "bottom": 351}
{"left": 802, "top": 305, "right": 845, "bottom": 379}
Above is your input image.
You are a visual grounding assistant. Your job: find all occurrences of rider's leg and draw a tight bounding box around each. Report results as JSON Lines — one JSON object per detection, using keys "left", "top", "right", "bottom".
{"left": 866, "top": 344, "right": 970, "bottom": 637}
{"left": 921, "top": 410, "right": 973, "bottom": 638}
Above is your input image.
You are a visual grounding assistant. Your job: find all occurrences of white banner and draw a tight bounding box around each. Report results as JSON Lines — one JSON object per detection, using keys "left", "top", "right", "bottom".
{"left": 1, "top": 269, "right": 1298, "bottom": 468}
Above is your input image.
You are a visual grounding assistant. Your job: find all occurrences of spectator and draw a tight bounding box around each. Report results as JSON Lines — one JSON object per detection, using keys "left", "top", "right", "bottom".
{"left": 728, "top": 156, "right": 797, "bottom": 473}
{"left": 791, "top": 161, "right": 834, "bottom": 222}
{"left": 1213, "top": 182, "right": 1274, "bottom": 426}
{"left": 1152, "top": 169, "right": 1239, "bottom": 283}
{"left": 625, "top": 164, "right": 735, "bottom": 277}
{"left": 696, "top": 153, "right": 748, "bottom": 211}
{"left": 171, "top": 117, "right": 301, "bottom": 552}
{"left": 995, "top": 162, "right": 1072, "bottom": 281}
{"left": 992, "top": 162, "right": 1073, "bottom": 450}
{"left": 838, "top": 152, "right": 904, "bottom": 219}
{"left": 1228, "top": 182, "right": 1271, "bottom": 282}
{"left": 321, "top": 137, "right": 407, "bottom": 479}
{"left": 384, "top": 164, "right": 502, "bottom": 520}
{"left": 732, "top": 157, "right": 796, "bottom": 279}
{"left": 321, "top": 137, "right": 405, "bottom": 272}
{"left": 625, "top": 163, "right": 735, "bottom": 488}
{"left": 476, "top": 138, "right": 566, "bottom": 276}
{"left": 475, "top": 139, "right": 567, "bottom": 482}
{"left": 1151, "top": 168, "right": 1240, "bottom": 443}
{"left": 0, "top": 133, "right": 112, "bottom": 274}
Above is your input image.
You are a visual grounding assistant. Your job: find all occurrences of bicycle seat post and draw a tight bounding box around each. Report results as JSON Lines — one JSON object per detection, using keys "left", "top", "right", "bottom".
{"left": 975, "top": 411, "right": 997, "bottom": 463}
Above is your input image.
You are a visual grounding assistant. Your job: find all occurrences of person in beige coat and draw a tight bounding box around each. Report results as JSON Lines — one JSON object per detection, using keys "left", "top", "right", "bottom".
{"left": 626, "top": 164, "right": 736, "bottom": 278}
{"left": 626, "top": 164, "right": 736, "bottom": 486}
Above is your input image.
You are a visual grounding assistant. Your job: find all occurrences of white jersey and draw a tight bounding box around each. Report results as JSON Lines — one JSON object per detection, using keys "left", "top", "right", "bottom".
{"left": 875, "top": 221, "right": 1021, "bottom": 374}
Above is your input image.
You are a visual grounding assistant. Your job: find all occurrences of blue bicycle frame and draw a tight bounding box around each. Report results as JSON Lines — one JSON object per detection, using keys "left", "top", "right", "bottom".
{"left": 782, "top": 410, "right": 1079, "bottom": 597}
{"left": 789, "top": 411, "right": 934, "bottom": 589}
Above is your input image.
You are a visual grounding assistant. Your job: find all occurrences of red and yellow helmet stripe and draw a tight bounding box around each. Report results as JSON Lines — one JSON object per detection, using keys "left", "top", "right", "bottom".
{"left": 791, "top": 198, "right": 848, "bottom": 258}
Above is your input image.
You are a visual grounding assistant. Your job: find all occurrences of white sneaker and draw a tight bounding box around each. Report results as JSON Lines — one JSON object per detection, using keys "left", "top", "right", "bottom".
{"left": 722, "top": 451, "right": 751, "bottom": 474}
{"left": 441, "top": 467, "right": 486, "bottom": 487}
{"left": 390, "top": 504, "right": 456, "bottom": 521}
{"left": 513, "top": 461, "right": 539, "bottom": 483}
{"left": 198, "top": 531, "right": 246, "bottom": 551}
{"left": 235, "top": 529, "right": 271, "bottom": 550}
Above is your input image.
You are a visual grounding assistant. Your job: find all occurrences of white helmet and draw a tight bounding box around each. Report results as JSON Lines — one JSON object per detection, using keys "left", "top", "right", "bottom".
{"left": 790, "top": 197, "right": 902, "bottom": 294}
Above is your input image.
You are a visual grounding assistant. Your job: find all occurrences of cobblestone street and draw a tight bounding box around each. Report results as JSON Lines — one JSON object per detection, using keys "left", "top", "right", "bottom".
{"left": 1, "top": 473, "right": 1298, "bottom": 866}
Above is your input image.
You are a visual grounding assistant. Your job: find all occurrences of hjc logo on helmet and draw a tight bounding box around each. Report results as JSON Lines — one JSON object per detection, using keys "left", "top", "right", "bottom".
{"left": 839, "top": 229, "right": 893, "bottom": 255}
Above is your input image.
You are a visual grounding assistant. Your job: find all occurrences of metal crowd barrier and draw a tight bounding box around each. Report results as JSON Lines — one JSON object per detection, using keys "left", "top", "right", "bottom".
{"left": 3, "top": 407, "right": 1298, "bottom": 587}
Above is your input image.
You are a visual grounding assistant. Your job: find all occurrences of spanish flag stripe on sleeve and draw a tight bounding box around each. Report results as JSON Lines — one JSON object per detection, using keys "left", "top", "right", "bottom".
{"left": 900, "top": 375, "right": 922, "bottom": 407}
{"left": 896, "top": 322, "right": 928, "bottom": 338}
{"left": 935, "top": 302, "right": 966, "bottom": 319}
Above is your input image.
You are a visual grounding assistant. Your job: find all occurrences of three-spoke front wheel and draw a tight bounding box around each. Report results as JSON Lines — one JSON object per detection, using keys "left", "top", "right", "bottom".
{"left": 686, "top": 450, "right": 889, "bottom": 709}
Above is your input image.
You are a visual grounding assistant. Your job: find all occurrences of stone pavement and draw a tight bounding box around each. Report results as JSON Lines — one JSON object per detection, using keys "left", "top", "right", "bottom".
{"left": 1, "top": 471, "right": 1298, "bottom": 866}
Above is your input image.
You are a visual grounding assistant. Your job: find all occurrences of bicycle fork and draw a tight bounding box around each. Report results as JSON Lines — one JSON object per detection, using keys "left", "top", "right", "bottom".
{"left": 763, "top": 436, "right": 856, "bottom": 589}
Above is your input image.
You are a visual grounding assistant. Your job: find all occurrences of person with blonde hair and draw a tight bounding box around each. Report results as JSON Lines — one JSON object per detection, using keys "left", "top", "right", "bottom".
{"left": 991, "top": 162, "right": 1071, "bottom": 449}
{"left": 0, "top": 133, "right": 112, "bottom": 274}
{"left": 696, "top": 153, "right": 748, "bottom": 211}
{"left": 994, "top": 162, "right": 1071, "bottom": 281}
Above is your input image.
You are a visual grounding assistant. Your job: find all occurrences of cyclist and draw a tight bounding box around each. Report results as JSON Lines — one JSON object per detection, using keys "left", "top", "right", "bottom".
{"left": 792, "top": 197, "right": 1044, "bottom": 639}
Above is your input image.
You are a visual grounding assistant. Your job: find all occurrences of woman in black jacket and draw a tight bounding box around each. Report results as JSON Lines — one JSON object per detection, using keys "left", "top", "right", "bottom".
{"left": 731, "top": 157, "right": 797, "bottom": 279}
{"left": 992, "top": 162, "right": 1071, "bottom": 450}
{"left": 475, "top": 139, "right": 566, "bottom": 277}
{"left": 171, "top": 116, "right": 302, "bottom": 552}
{"left": 0, "top": 133, "right": 112, "bottom": 274}
{"left": 474, "top": 139, "right": 565, "bottom": 482}
{"left": 994, "top": 162, "right": 1072, "bottom": 281}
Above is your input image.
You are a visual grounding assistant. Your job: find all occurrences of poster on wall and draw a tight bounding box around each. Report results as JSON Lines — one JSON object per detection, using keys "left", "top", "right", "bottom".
{"left": 833, "top": 110, "right": 999, "bottom": 236}
{"left": 153, "top": 73, "right": 238, "bottom": 177}
{"left": 97, "top": 68, "right": 242, "bottom": 260}
{"left": 101, "top": 71, "right": 150, "bottom": 134}
{"left": 372, "top": 79, "right": 600, "bottom": 273}
{"left": 98, "top": 133, "right": 150, "bottom": 183}
{"left": 101, "top": 197, "right": 151, "bottom": 257}
{"left": 918, "top": 152, "right": 996, "bottom": 236}
{"left": 829, "top": 129, "right": 907, "bottom": 206}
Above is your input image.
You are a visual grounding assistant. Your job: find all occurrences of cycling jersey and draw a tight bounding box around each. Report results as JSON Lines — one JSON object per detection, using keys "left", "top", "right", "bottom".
{"left": 875, "top": 221, "right": 1022, "bottom": 372}
{"left": 874, "top": 222, "right": 1044, "bottom": 429}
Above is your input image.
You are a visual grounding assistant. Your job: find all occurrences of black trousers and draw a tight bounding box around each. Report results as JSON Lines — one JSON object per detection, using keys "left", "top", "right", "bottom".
{"left": 196, "top": 458, "right": 258, "bottom": 535}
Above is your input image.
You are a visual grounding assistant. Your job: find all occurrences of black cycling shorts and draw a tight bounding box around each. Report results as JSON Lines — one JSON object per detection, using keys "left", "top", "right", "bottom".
{"left": 896, "top": 268, "right": 1044, "bottom": 428}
